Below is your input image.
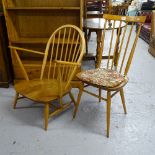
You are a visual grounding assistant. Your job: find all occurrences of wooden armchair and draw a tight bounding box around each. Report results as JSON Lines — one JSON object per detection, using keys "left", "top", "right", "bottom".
{"left": 9, "top": 25, "right": 85, "bottom": 130}
{"left": 75, "top": 15, "right": 146, "bottom": 137}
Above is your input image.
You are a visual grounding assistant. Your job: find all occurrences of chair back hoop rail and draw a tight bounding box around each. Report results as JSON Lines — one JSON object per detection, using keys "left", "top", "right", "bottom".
{"left": 9, "top": 24, "right": 85, "bottom": 130}
{"left": 10, "top": 24, "right": 85, "bottom": 91}
{"left": 40, "top": 24, "right": 85, "bottom": 89}
{"left": 75, "top": 14, "right": 146, "bottom": 137}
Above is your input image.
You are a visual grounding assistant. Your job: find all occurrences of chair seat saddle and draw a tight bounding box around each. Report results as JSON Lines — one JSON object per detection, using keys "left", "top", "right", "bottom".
{"left": 77, "top": 68, "right": 128, "bottom": 88}
{"left": 15, "top": 79, "right": 71, "bottom": 103}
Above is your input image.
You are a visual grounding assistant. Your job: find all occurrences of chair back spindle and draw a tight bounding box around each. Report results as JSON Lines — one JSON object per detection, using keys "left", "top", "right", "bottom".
{"left": 41, "top": 25, "right": 85, "bottom": 90}
{"left": 101, "top": 14, "right": 146, "bottom": 76}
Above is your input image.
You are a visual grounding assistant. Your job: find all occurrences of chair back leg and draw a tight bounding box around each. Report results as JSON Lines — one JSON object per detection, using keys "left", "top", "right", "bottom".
{"left": 120, "top": 88, "right": 127, "bottom": 114}
{"left": 106, "top": 91, "right": 111, "bottom": 138}
{"left": 73, "top": 83, "right": 84, "bottom": 118}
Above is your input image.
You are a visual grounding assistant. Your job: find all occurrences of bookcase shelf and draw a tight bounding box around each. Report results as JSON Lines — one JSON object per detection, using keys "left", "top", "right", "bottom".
{"left": 2, "top": 0, "right": 84, "bottom": 82}
{"left": 11, "top": 37, "right": 79, "bottom": 44}
{"left": 6, "top": 7, "right": 81, "bottom": 11}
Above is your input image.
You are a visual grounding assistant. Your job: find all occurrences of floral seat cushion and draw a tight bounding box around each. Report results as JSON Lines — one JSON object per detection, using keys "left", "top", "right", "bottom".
{"left": 77, "top": 68, "right": 127, "bottom": 88}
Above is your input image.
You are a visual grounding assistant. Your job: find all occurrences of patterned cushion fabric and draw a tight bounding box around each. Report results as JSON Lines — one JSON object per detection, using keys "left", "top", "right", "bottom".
{"left": 76, "top": 68, "right": 127, "bottom": 88}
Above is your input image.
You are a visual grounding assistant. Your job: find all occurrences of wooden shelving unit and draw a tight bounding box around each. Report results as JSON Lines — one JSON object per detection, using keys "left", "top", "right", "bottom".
{"left": 0, "top": 12, "right": 12, "bottom": 87}
{"left": 2, "top": 0, "right": 83, "bottom": 81}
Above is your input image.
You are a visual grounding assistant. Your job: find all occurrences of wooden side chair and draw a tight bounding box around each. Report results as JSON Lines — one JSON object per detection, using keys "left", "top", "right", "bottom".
{"left": 86, "top": 0, "right": 103, "bottom": 12}
{"left": 112, "top": 5, "right": 129, "bottom": 16}
{"left": 74, "top": 14, "right": 146, "bottom": 137}
{"left": 9, "top": 25, "right": 85, "bottom": 130}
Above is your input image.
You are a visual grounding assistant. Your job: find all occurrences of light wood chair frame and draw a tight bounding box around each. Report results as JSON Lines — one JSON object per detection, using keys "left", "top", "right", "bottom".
{"left": 74, "top": 14, "right": 146, "bottom": 137}
{"left": 10, "top": 24, "right": 85, "bottom": 130}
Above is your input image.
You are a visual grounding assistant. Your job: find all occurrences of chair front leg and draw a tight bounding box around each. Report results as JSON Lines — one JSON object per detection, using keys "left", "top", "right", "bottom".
{"left": 44, "top": 103, "right": 49, "bottom": 131}
{"left": 13, "top": 92, "right": 19, "bottom": 109}
{"left": 120, "top": 88, "right": 127, "bottom": 114}
{"left": 73, "top": 83, "right": 84, "bottom": 118}
{"left": 106, "top": 91, "right": 111, "bottom": 138}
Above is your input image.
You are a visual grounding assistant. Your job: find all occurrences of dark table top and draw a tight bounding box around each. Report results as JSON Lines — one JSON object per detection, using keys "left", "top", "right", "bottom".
{"left": 84, "top": 18, "right": 126, "bottom": 30}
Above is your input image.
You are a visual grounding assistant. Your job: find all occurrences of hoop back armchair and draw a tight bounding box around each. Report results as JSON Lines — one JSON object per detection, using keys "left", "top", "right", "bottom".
{"left": 10, "top": 25, "right": 85, "bottom": 130}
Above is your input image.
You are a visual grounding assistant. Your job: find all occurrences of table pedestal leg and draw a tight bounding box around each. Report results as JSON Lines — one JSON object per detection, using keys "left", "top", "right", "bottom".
{"left": 114, "top": 28, "right": 122, "bottom": 67}
{"left": 96, "top": 29, "right": 102, "bottom": 68}
{"left": 84, "top": 28, "right": 88, "bottom": 55}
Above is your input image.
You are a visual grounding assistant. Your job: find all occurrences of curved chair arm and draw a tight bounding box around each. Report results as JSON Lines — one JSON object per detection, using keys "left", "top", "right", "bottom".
{"left": 54, "top": 60, "right": 81, "bottom": 66}
{"left": 9, "top": 46, "right": 45, "bottom": 81}
{"left": 9, "top": 46, "right": 44, "bottom": 55}
{"left": 54, "top": 60, "right": 81, "bottom": 91}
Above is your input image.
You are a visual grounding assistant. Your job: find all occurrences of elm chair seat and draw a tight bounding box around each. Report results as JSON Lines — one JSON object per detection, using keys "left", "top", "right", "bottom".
{"left": 9, "top": 25, "right": 85, "bottom": 130}
{"left": 15, "top": 79, "right": 71, "bottom": 102}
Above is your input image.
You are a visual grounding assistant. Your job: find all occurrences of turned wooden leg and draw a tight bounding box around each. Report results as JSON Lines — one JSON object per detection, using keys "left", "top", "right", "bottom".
{"left": 120, "top": 88, "right": 127, "bottom": 114}
{"left": 13, "top": 92, "right": 19, "bottom": 109}
{"left": 106, "top": 91, "right": 111, "bottom": 138}
{"left": 96, "top": 30, "right": 102, "bottom": 68}
{"left": 44, "top": 103, "right": 49, "bottom": 131}
{"left": 114, "top": 28, "right": 122, "bottom": 67}
{"left": 73, "top": 83, "right": 84, "bottom": 118}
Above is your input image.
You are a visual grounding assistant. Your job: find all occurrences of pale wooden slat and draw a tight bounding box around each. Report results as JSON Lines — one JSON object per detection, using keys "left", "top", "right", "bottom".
{"left": 107, "top": 20, "right": 115, "bottom": 69}
{"left": 120, "top": 23, "right": 134, "bottom": 74}
{"left": 64, "top": 27, "right": 72, "bottom": 61}
{"left": 100, "top": 19, "right": 107, "bottom": 68}
{"left": 74, "top": 43, "right": 81, "bottom": 62}
{"left": 61, "top": 28, "right": 67, "bottom": 78}
{"left": 48, "top": 35, "right": 55, "bottom": 79}
{"left": 124, "top": 24, "right": 143, "bottom": 75}
{"left": 68, "top": 29, "right": 76, "bottom": 61}
{"left": 60, "top": 28, "right": 66, "bottom": 60}
{"left": 72, "top": 34, "right": 80, "bottom": 62}
{"left": 111, "top": 20, "right": 122, "bottom": 69}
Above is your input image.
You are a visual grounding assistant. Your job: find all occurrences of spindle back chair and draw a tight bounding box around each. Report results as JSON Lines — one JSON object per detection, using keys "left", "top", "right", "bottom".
{"left": 100, "top": 14, "right": 146, "bottom": 75}
{"left": 75, "top": 14, "right": 146, "bottom": 137}
{"left": 10, "top": 25, "right": 85, "bottom": 130}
